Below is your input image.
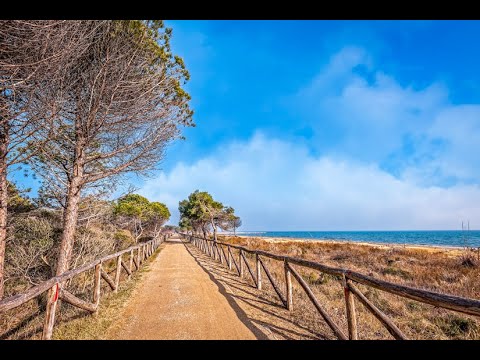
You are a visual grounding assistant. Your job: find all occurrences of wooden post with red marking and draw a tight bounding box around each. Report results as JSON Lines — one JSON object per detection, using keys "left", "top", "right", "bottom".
{"left": 42, "top": 283, "right": 59, "bottom": 340}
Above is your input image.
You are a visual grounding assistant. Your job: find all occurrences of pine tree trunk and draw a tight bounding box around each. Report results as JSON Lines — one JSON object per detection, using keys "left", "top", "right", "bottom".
{"left": 211, "top": 218, "right": 217, "bottom": 243}
{"left": 0, "top": 135, "right": 8, "bottom": 299}
{"left": 55, "top": 133, "right": 85, "bottom": 276}
{"left": 55, "top": 176, "right": 82, "bottom": 275}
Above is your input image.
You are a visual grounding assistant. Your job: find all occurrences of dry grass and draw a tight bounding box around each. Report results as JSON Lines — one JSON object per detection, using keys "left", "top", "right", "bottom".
{"left": 0, "top": 246, "right": 163, "bottom": 340}
{"left": 219, "top": 235, "right": 480, "bottom": 340}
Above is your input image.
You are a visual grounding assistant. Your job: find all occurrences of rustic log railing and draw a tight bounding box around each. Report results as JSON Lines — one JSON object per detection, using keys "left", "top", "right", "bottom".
{"left": 181, "top": 233, "right": 480, "bottom": 340}
{"left": 0, "top": 234, "right": 170, "bottom": 340}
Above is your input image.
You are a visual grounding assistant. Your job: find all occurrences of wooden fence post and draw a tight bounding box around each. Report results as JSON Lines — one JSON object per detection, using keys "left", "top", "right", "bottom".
{"left": 228, "top": 246, "right": 232, "bottom": 270}
{"left": 256, "top": 254, "right": 262, "bottom": 290}
{"left": 129, "top": 250, "right": 133, "bottom": 279}
{"left": 239, "top": 250, "right": 244, "bottom": 278}
{"left": 259, "top": 257, "right": 287, "bottom": 307}
{"left": 343, "top": 274, "right": 358, "bottom": 340}
{"left": 218, "top": 244, "right": 223, "bottom": 264}
{"left": 42, "top": 283, "right": 59, "bottom": 340}
{"left": 285, "top": 260, "right": 293, "bottom": 311}
{"left": 137, "top": 246, "right": 141, "bottom": 266}
{"left": 93, "top": 263, "right": 102, "bottom": 312}
{"left": 217, "top": 244, "right": 222, "bottom": 263}
{"left": 347, "top": 281, "right": 407, "bottom": 340}
{"left": 114, "top": 255, "right": 122, "bottom": 293}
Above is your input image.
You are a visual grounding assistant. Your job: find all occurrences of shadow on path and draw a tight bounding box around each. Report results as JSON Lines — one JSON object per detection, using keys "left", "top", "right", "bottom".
{"left": 182, "top": 241, "right": 268, "bottom": 340}
{"left": 182, "top": 239, "right": 328, "bottom": 340}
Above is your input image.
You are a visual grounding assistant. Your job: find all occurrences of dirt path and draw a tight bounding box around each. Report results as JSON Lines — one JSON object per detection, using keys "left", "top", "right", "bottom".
{"left": 105, "top": 237, "right": 259, "bottom": 340}
{"left": 180, "top": 241, "right": 328, "bottom": 340}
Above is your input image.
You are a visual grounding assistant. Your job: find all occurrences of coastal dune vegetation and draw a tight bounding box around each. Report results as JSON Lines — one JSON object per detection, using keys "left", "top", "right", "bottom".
{"left": 216, "top": 235, "right": 479, "bottom": 339}
{"left": 0, "top": 191, "right": 172, "bottom": 339}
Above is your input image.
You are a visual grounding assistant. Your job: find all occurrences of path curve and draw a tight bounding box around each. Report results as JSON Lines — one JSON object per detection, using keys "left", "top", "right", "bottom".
{"left": 106, "top": 236, "right": 258, "bottom": 340}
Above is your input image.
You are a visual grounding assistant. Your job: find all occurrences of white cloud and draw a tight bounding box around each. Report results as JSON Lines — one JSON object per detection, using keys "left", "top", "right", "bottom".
{"left": 293, "top": 46, "right": 480, "bottom": 185}
{"left": 139, "top": 133, "right": 480, "bottom": 230}
{"left": 138, "top": 46, "right": 480, "bottom": 230}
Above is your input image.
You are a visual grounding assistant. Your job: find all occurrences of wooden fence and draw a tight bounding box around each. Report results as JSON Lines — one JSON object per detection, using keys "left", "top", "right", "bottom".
{"left": 182, "top": 233, "right": 480, "bottom": 340}
{"left": 0, "top": 234, "right": 169, "bottom": 340}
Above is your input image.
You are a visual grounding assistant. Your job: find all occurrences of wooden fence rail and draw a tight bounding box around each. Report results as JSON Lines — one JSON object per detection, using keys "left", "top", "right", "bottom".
{"left": 0, "top": 234, "right": 171, "bottom": 340}
{"left": 183, "top": 233, "right": 480, "bottom": 340}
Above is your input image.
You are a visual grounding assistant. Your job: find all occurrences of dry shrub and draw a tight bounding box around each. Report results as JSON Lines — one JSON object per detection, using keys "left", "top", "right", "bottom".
{"left": 1, "top": 202, "right": 135, "bottom": 339}
{"left": 434, "top": 314, "right": 479, "bottom": 339}
{"left": 114, "top": 229, "right": 135, "bottom": 249}
{"left": 5, "top": 216, "right": 55, "bottom": 294}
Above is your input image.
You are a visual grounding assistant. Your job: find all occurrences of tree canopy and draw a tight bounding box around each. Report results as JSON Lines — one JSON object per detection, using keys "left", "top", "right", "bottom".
{"left": 26, "top": 20, "right": 192, "bottom": 276}
{"left": 178, "top": 190, "right": 241, "bottom": 240}
{"left": 114, "top": 194, "right": 170, "bottom": 241}
{"left": 0, "top": 20, "right": 192, "bottom": 298}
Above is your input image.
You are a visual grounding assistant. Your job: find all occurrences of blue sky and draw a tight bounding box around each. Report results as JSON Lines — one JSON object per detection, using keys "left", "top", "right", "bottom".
{"left": 15, "top": 21, "right": 480, "bottom": 230}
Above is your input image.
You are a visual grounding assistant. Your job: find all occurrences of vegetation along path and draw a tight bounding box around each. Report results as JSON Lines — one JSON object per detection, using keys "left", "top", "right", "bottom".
{"left": 106, "top": 235, "right": 259, "bottom": 340}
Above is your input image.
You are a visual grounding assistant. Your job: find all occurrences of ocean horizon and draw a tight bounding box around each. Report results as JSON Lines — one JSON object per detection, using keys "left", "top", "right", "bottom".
{"left": 229, "top": 230, "right": 480, "bottom": 248}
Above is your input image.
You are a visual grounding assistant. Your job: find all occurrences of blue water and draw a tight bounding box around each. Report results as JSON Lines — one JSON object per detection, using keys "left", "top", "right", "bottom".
{"left": 235, "top": 231, "right": 480, "bottom": 248}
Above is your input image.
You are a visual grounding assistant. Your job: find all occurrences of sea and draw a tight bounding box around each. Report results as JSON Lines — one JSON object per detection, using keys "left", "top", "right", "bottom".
{"left": 233, "top": 231, "right": 480, "bottom": 248}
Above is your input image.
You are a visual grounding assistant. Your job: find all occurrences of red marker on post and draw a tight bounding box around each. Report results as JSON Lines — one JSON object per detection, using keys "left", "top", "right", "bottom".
{"left": 53, "top": 283, "right": 59, "bottom": 302}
